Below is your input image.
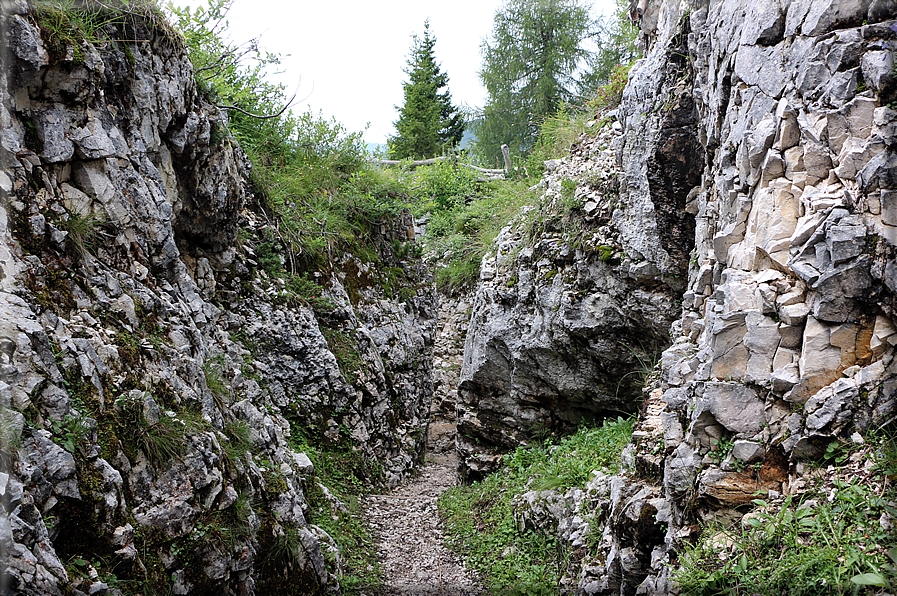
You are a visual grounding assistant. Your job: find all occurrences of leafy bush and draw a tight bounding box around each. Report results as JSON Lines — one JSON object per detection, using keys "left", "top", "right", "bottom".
{"left": 439, "top": 417, "right": 634, "bottom": 592}
{"left": 411, "top": 158, "right": 486, "bottom": 210}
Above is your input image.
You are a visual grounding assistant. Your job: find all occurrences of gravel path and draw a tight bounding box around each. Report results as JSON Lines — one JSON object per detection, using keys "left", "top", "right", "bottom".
{"left": 363, "top": 419, "right": 484, "bottom": 595}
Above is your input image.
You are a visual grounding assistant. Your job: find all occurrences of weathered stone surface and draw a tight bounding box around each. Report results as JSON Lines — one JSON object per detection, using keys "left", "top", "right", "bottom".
{"left": 492, "top": 0, "right": 897, "bottom": 592}
{"left": 699, "top": 382, "right": 765, "bottom": 435}
{"left": 456, "top": 125, "right": 680, "bottom": 480}
{"left": 698, "top": 467, "right": 782, "bottom": 506}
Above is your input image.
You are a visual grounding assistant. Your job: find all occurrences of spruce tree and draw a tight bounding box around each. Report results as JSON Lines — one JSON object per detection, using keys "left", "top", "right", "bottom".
{"left": 389, "top": 21, "right": 464, "bottom": 160}
{"left": 475, "top": 0, "right": 594, "bottom": 164}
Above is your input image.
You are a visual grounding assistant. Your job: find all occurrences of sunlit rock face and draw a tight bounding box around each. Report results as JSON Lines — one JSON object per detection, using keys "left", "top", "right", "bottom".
{"left": 458, "top": 0, "right": 897, "bottom": 592}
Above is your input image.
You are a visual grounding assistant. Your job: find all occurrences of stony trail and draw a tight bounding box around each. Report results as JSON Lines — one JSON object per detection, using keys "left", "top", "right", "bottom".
{"left": 363, "top": 419, "right": 484, "bottom": 596}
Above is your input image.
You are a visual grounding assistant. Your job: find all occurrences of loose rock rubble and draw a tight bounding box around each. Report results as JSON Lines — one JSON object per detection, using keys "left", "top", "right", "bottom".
{"left": 364, "top": 421, "right": 483, "bottom": 596}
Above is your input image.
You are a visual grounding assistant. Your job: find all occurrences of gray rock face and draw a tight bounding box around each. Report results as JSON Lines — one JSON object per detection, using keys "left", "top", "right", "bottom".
{"left": 458, "top": 0, "right": 897, "bottom": 593}
{"left": 456, "top": 127, "right": 681, "bottom": 481}
{"left": 0, "top": 8, "right": 434, "bottom": 595}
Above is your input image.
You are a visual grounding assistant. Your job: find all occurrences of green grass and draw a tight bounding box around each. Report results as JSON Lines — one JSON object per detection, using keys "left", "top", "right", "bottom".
{"left": 114, "top": 394, "right": 190, "bottom": 467}
{"left": 424, "top": 177, "right": 539, "bottom": 294}
{"left": 439, "top": 417, "right": 634, "bottom": 594}
{"left": 675, "top": 427, "right": 897, "bottom": 595}
{"left": 286, "top": 422, "right": 382, "bottom": 593}
{"left": 33, "top": 0, "right": 167, "bottom": 63}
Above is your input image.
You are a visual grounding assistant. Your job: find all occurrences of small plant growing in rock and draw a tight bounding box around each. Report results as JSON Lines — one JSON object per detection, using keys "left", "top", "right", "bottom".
{"left": 116, "top": 395, "right": 187, "bottom": 467}
{"left": 677, "top": 432, "right": 897, "bottom": 594}
{"left": 51, "top": 413, "right": 90, "bottom": 456}
{"left": 707, "top": 437, "right": 734, "bottom": 464}
{"left": 439, "top": 417, "right": 634, "bottom": 591}
{"left": 202, "top": 353, "right": 231, "bottom": 410}
{"left": 60, "top": 210, "right": 106, "bottom": 259}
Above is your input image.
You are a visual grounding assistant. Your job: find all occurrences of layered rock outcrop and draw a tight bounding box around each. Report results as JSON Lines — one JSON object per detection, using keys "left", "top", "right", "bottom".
{"left": 0, "top": 4, "right": 433, "bottom": 595}
{"left": 464, "top": 0, "right": 897, "bottom": 593}
{"left": 456, "top": 126, "right": 683, "bottom": 481}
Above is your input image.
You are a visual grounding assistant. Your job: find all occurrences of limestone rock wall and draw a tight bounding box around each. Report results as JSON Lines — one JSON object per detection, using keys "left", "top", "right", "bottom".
{"left": 0, "top": 4, "right": 434, "bottom": 595}
{"left": 431, "top": 295, "right": 472, "bottom": 418}
{"left": 456, "top": 125, "right": 683, "bottom": 481}
{"left": 465, "top": 0, "right": 897, "bottom": 593}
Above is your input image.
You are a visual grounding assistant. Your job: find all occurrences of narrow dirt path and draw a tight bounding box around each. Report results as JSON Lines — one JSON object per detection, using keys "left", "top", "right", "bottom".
{"left": 363, "top": 418, "right": 483, "bottom": 595}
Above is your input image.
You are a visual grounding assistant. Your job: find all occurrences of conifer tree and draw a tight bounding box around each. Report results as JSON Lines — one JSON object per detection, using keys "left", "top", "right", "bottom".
{"left": 475, "top": 0, "right": 594, "bottom": 164}
{"left": 389, "top": 21, "right": 464, "bottom": 160}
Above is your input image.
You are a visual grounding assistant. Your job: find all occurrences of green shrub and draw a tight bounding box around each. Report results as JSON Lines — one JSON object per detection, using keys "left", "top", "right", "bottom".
{"left": 171, "top": 1, "right": 411, "bottom": 270}
{"left": 424, "top": 178, "right": 537, "bottom": 295}
{"left": 411, "top": 158, "right": 486, "bottom": 210}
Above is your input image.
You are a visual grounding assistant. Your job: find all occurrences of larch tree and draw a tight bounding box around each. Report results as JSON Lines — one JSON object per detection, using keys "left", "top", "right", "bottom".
{"left": 389, "top": 21, "right": 465, "bottom": 160}
{"left": 474, "top": 0, "right": 595, "bottom": 165}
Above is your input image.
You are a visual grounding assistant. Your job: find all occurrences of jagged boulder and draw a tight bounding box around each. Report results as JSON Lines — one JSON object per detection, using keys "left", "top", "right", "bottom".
{"left": 456, "top": 126, "right": 684, "bottom": 481}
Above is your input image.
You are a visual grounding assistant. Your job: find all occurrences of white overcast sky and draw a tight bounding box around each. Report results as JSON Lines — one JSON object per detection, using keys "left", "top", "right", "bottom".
{"left": 169, "top": 0, "right": 618, "bottom": 144}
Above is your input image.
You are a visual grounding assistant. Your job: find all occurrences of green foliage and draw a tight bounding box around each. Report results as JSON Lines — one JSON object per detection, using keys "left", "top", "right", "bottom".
{"left": 474, "top": 0, "right": 595, "bottom": 165}
{"left": 60, "top": 210, "right": 106, "bottom": 258}
{"left": 51, "top": 414, "right": 91, "bottom": 456}
{"left": 389, "top": 20, "right": 465, "bottom": 160}
{"left": 170, "top": 0, "right": 409, "bottom": 270}
{"left": 676, "top": 430, "right": 897, "bottom": 595}
{"left": 319, "top": 327, "right": 362, "bottom": 385}
{"left": 202, "top": 352, "right": 230, "bottom": 410}
{"left": 282, "top": 274, "right": 336, "bottom": 312}
{"left": 578, "top": 0, "right": 639, "bottom": 93}
{"left": 286, "top": 425, "right": 382, "bottom": 592}
{"left": 707, "top": 436, "right": 735, "bottom": 465}
{"left": 115, "top": 394, "right": 188, "bottom": 467}
{"left": 587, "top": 62, "right": 634, "bottom": 112}
{"left": 411, "top": 158, "right": 486, "bottom": 210}
{"left": 423, "top": 177, "right": 538, "bottom": 295}
{"left": 33, "top": 0, "right": 166, "bottom": 63}
{"left": 439, "top": 417, "right": 634, "bottom": 591}
{"left": 221, "top": 419, "right": 254, "bottom": 470}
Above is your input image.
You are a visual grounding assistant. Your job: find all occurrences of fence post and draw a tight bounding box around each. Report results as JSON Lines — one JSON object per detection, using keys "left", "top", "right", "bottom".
{"left": 501, "top": 144, "right": 511, "bottom": 174}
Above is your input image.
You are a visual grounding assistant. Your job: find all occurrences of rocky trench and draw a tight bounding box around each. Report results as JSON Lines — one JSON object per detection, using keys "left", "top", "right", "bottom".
{"left": 3, "top": 0, "right": 897, "bottom": 595}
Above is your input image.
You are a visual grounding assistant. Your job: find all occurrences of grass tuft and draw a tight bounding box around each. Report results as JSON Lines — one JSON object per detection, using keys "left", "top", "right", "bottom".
{"left": 675, "top": 427, "right": 897, "bottom": 595}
